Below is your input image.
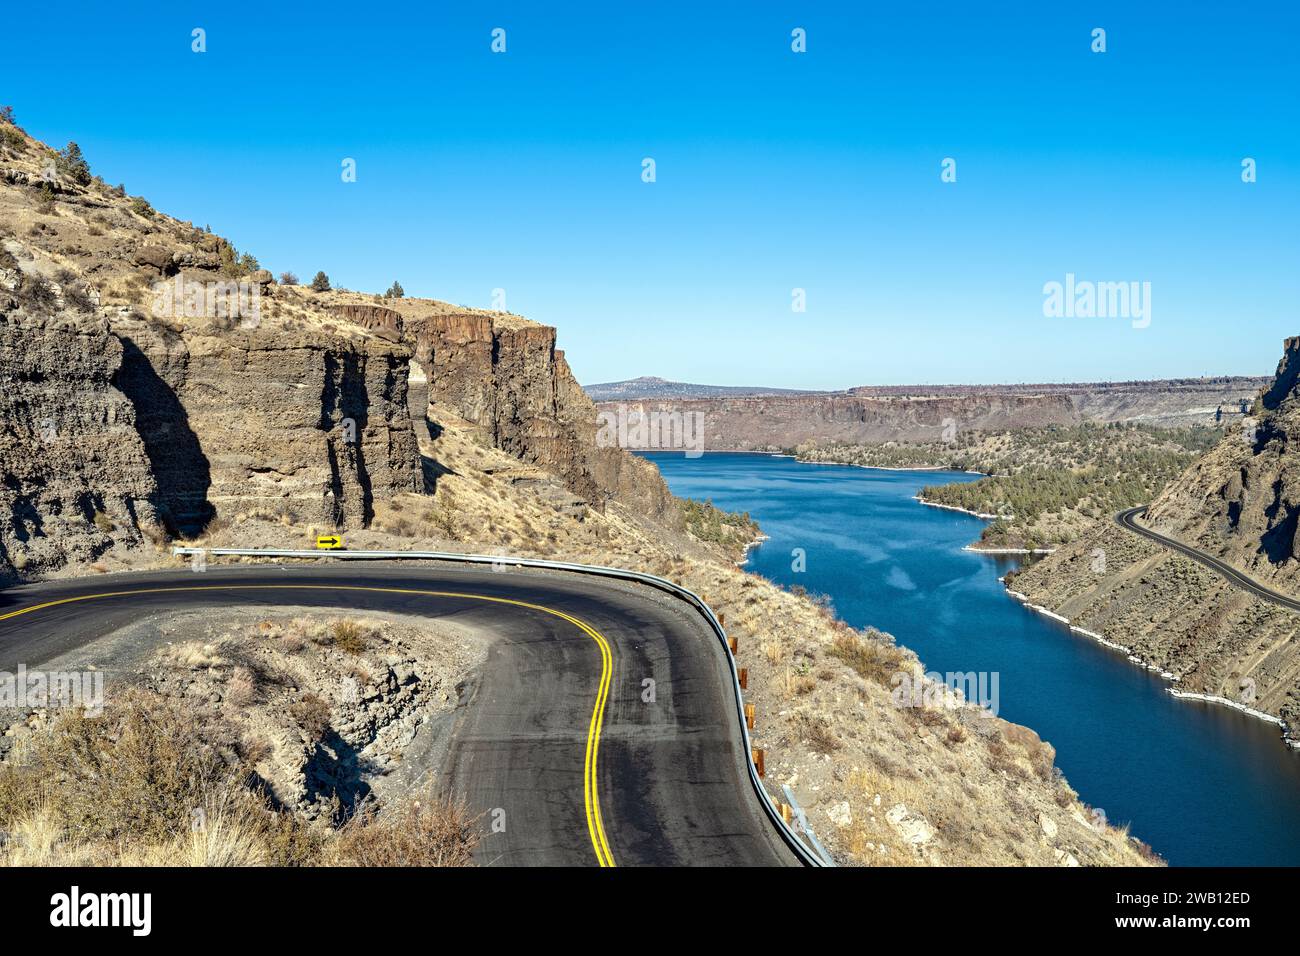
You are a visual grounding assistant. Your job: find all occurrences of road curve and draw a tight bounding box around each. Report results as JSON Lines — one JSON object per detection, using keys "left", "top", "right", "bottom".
{"left": 0, "top": 563, "right": 801, "bottom": 867}
{"left": 1116, "top": 507, "right": 1300, "bottom": 613}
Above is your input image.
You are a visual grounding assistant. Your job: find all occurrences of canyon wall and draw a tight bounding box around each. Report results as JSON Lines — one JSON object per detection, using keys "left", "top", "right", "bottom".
{"left": 405, "top": 311, "right": 676, "bottom": 521}
{"left": 1009, "top": 337, "right": 1300, "bottom": 728}
{"left": 601, "top": 392, "right": 1080, "bottom": 450}
{"left": 591, "top": 377, "right": 1266, "bottom": 451}
{"left": 0, "top": 314, "right": 159, "bottom": 579}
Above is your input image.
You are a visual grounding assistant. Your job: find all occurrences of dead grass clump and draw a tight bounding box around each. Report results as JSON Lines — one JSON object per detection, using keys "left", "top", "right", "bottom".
{"left": 227, "top": 666, "right": 258, "bottom": 706}
{"left": 829, "top": 629, "right": 909, "bottom": 685}
{"left": 329, "top": 619, "right": 368, "bottom": 655}
{"left": 792, "top": 712, "right": 840, "bottom": 755}
{"left": 289, "top": 693, "right": 332, "bottom": 741}
{"left": 0, "top": 689, "right": 236, "bottom": 845}
{"left": 330, "top": 793, "right": 479, "bottom": 867}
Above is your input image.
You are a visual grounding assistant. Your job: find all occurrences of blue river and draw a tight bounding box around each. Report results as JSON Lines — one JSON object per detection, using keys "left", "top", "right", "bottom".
{"left": 645, "top": 451, "right": 1300, "bottom": 866}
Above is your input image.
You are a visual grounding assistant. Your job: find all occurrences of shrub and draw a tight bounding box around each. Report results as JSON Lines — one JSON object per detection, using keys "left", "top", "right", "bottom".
{"left": 0, "top": 126, "right": 22, "bottom": 152}
{"left": 227, "top": 667, "right": 258, "bottom": 707}
{"left": 289, "top": 693, "right": 331, "bottom": 741}
{"left": 62, "top": 281, "right": 95, "bottom": 312}
{"left": 0, "top": 689, "right": 234, "bottom": 844}
{"left": 310, "top": 271, "right": 331, "bottom": 292}
{"left": 15, "top": 274, "right": 57, "bottom": 314}
{"left": 330, "top": 793, "right": 478, "bottom": 867}
{"left": 329, "top": 619, "right": 368, "bottom": 655}
{"left": 828, "top": 629, "right": 909, "bottom": 685}
{"left": 0, "top": 105, "right": 14, "bottom": 124}
{"left": 792, "top": 712, "right": 840, "bottom": 755}
{"left": 34, "top": 182, "right": 55, "bottom": 213}
{"left": 278, "top": 271, "right": 298, "bottom": 286}
{"left": 130, "top": 196, "right": 154, "bottom": 218}
{"left": 91, "top": 510, "right": 115, "bottom": 533}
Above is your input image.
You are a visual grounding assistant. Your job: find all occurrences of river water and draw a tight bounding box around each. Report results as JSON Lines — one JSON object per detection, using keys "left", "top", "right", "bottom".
{"left": 645, "top": 451, "right": 1300, "bottom": 866}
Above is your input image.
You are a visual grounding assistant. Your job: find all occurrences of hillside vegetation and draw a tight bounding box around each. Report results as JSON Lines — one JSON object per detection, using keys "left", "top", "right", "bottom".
{"left": 802, "top": 424, "right": 1220, "bottom": 550}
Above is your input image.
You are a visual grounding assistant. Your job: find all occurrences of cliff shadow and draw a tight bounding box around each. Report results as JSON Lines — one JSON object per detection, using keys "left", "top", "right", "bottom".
{"left": 303, "top": 728, "right": 375, "bottom": 822}
{"left": 112, "top": 337, "right": 215, "bottom": 537}
{"left": 320, "top": 352, "right": 374, "bottom": 527}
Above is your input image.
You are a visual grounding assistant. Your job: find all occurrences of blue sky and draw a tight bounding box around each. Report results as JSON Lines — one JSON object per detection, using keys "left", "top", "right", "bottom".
{"left": 3, "top": 2, "right": 1296, "bottom": 388}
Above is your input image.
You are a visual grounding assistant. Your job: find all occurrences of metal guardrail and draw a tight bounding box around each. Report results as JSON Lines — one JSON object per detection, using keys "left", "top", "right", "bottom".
{"left": 173, "top": 546, "right": 831, "bottom": 867}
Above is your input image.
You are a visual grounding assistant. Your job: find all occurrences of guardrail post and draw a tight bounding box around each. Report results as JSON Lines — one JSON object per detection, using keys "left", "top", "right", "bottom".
{"left": 751, "top": 747, "right": 765, "bottom": 777}
{"left": 738, "top": 667, "right": 748, "bottom": 689}
{"left": 744, "top": 702, "right": 756, "bottom": 730}
{"left": 728, "top": 636, "right": 738, "bottom": 654}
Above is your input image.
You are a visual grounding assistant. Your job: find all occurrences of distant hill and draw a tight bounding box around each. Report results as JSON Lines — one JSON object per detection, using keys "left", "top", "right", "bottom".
{"left": 583, "top": 376, "right": 826, "bottom": 402}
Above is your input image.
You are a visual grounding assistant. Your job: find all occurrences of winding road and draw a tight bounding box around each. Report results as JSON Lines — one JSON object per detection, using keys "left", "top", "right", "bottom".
{"left": 0, "top": 563, "right": 801, "bottom": 867}
{"left": 1116, "top": 507, "right": 1300, "bottom": 612}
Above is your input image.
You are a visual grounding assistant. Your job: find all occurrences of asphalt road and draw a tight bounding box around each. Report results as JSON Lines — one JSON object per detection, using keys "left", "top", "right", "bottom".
{"left": 1116, "top": 506, "right": 1300, "bottom": 613}
{"left": 0, "top": 563, "right": 800, "bottom": 867}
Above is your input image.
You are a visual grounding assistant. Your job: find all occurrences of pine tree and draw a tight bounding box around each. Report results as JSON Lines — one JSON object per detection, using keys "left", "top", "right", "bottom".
{"left": 311, "top": 271, "right": 331, "bottom": 292}
{"left": 56, "top": 142, "right": 91, "bottom": 185}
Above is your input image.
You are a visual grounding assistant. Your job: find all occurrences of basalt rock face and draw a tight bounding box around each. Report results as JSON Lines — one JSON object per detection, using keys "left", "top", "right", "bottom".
{"left": 112, "top": 317, "right": 422, "bottom": 534}
{"left": 0, "top": 313, "right": 160, "bottom": 580}
{"left": 1143, "top": 337, "right": 1300, "bottom": 585}
{"left": 0, "top": 306, "right": 422, "bottom": 580}
{"left": 406, "top": 312, "right": 676, "bottom": 520}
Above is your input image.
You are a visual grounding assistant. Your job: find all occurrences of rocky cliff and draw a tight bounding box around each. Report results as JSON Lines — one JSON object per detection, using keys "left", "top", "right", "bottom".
{"left": 0, "top": 313, "right": 160, "bottom": 578}
{"left": 398, "top": 308, "right": 675, "bottom": 521}
{"left": 1142, "top": 336, "right": 1300, "bottom": 585}
{"left": 0, "top": 118, "right": 673, "bottom": 579}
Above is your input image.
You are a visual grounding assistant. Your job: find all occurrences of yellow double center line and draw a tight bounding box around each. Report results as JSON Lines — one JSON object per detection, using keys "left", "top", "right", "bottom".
{"left": 0, "top": 583, "right": 617, "bottom": 867}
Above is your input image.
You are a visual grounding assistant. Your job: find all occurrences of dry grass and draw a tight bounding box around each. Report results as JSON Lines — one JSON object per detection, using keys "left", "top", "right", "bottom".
{"left": 0, "top": 687, "right": 463, "bottom": 867}
{"left": 329, "top": 793, "right": 479, "bottom": 866}
{"left": 288, "top": 693, "right": 331, "bottom": 741}
{"left": 828, "top": 628, "right": 910, "bottom": 685}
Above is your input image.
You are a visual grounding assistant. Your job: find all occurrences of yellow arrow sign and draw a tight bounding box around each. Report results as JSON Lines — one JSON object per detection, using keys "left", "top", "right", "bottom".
{"left": 315, "top": 535, "right": 343, "bottom": 550}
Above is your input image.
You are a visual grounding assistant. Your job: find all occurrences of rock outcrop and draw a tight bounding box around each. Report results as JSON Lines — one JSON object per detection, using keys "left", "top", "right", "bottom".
{"left": 405, "top": 311, "right": 676, "bottom": 521}
{"left": 0, "top": 314, "right": 160, "bottom": 579}
{"left": 111, "top": 317, "right": 421, "bottom": 534}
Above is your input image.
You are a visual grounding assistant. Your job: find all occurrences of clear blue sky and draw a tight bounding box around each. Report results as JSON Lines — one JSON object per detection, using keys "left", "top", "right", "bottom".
{"left": 3, "top": 2, "right": 1296, "bottom": 388}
